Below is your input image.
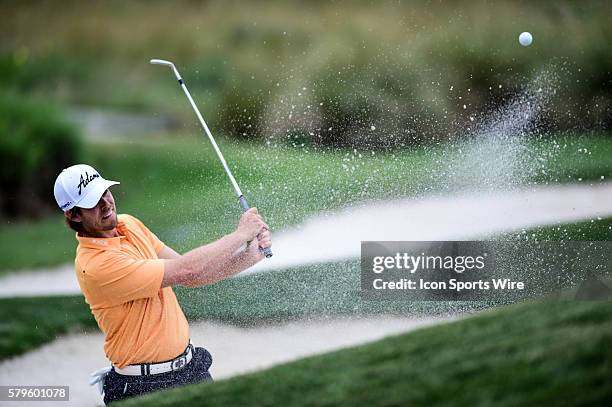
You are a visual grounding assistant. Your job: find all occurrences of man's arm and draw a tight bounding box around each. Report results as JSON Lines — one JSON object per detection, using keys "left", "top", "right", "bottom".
{"left": 161, "top": 208, "right": 268, "bottom": 288}
{"left": 158, "top": 245, "right": 181, "bottom": 260}
{"left": 181, "top": 229, "right": 271, "bottom": 288}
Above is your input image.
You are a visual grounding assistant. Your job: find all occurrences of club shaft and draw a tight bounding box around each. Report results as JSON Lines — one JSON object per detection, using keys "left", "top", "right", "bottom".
{"left": 157, "top": 61, "right": 272, "bottom": 258}
{"left": 174, "top": 72, "right": 243, "bottom": 198}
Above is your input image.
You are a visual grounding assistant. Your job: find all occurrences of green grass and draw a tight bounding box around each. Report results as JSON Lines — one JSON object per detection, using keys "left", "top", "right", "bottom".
{"left": 118, "top": 299, "right": 612, "bottom": 407}
{"left": 1, "top": 133, "right": 611, "bottom": 272}
{"left": 503, "top": 214, "right": 612, "bottom": 241}
{"left": 0, "top": 217, "right": 78, "bottom": 270}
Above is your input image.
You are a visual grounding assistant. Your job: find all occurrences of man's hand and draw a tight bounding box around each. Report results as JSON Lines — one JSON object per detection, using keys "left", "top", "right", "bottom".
{"left": 237, "top": 207, "right": 268, "bottom": 242}
{"left": 257, "top": 228, "right": 272, "bottom": 250}
{"left": 244, "top": 228, "right": 272, "bottom": 264}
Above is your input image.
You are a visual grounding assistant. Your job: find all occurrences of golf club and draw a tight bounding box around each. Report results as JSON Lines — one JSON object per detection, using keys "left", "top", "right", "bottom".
{"left": 150, "top": 58, "right": 272, "bottom": 258}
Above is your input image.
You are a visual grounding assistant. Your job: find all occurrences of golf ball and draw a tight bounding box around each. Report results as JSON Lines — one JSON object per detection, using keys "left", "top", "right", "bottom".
{"left": 519, "top": 32, "right": 533, "bottom": 46}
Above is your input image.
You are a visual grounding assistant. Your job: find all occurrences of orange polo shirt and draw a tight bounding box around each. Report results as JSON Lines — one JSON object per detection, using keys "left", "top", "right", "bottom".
{"left": 74, "top": 214, "right": 189, "bottom": 368}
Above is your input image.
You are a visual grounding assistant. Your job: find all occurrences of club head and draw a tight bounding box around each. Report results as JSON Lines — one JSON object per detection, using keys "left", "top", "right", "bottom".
{"left": 150, "top": 58, "right": 182, "bottom": 81}
{"left": 150, "top": 59, "right": 175, "bottom": 68}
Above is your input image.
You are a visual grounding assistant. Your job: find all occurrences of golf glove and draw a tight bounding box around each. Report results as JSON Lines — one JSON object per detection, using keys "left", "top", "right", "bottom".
{"left": 90, "top": 366, "right": 112, "bottom": 396}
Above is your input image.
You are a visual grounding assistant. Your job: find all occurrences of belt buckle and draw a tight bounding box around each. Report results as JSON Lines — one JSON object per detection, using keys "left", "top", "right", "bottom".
{"left": 172, "top": 355, "right": 187, "bottom": 371}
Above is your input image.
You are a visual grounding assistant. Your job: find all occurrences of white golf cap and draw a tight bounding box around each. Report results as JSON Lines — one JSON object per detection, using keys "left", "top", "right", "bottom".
{"left": 53, "top": 164, "right": 120, "bottom": 211}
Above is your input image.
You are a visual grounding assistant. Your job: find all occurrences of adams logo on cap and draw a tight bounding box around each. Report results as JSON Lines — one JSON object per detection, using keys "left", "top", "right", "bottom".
{"left": 54, "top": 164, "right": 120, "bottom": 211}
{"left": 77, "top": 172, "right": 100, "bottom": 195}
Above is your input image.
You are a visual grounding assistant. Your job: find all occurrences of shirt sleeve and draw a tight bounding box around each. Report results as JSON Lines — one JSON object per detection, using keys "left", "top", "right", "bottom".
{"left": 128, "top": 215, "right": 166, "bottom": 255}
{"left": 149, "top": 229, "right": 165, "bottom": 255}
{"left": 87, "top": 252, "right": 165, "bottom": 307}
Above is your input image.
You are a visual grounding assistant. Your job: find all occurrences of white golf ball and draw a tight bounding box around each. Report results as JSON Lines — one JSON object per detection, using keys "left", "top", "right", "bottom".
{"left": 519, "top": 32, "right": 533, "bottom": 46}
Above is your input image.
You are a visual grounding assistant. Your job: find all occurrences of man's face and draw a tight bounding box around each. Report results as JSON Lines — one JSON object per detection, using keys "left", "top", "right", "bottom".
{"left": 69, "top": 189, "right": 118, "bottom": 237}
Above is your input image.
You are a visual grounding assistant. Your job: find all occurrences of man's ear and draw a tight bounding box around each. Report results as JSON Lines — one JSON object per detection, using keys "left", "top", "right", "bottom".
{"left": 64, "top": 208, "right": 82, "bottom": 223}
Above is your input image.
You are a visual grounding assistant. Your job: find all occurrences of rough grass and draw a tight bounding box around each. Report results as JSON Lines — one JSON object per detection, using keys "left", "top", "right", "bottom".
{"left": 118, "top": 299, "right": 612, "bottom": 406}
{"left": 1, "top": 133, "right": 611, "bottom": 272}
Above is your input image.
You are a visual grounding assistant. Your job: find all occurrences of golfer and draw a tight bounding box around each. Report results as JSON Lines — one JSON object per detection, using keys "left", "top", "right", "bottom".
{"left": 53, "top": 164, "right": 271, "bottom": 405}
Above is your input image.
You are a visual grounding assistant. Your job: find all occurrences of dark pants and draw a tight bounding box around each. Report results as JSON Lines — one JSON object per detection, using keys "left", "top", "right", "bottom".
{"left": 103, "top": 347, "right": 213, "bottom": 405}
